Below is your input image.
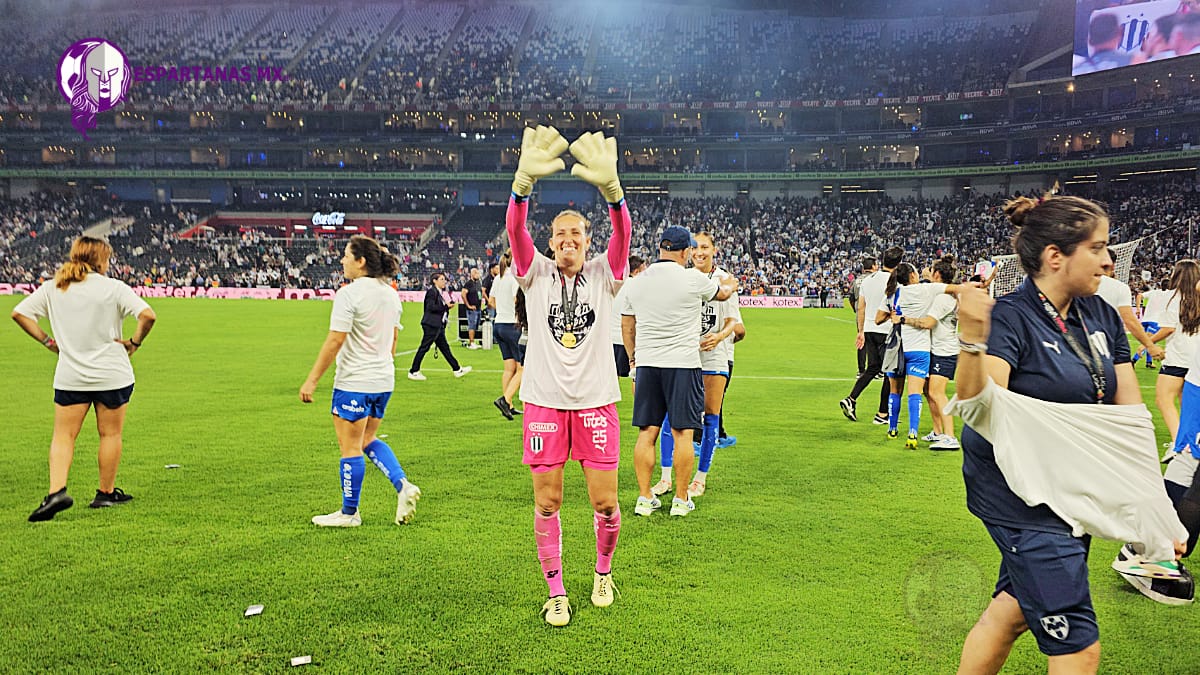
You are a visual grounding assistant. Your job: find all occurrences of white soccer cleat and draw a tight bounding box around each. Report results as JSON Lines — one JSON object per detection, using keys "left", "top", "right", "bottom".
{"left": 633, "top": 495, "right": 661, "bottom": 516}
{"left": 541, "top": 595, "right": 571, "bottom": 627}
{"left": 591, "top": 572, "right": 618, "bottom": 608}
{"left": 454, "top": 366, "right": 473, "bottom": 378}
{"left": 407, "top": 371, "right": 427, "bottom": 381}
{"left": 650, "top": 478, "right": 672, "bottom": 497}
{"left": 312, "top": 510, "right": 362, "bottom": 527}
{"left": 395, "top": 481, "right": 422, "bottom": 525}
{"left": 669, "top": 497, "right": 695, "bottom": 517}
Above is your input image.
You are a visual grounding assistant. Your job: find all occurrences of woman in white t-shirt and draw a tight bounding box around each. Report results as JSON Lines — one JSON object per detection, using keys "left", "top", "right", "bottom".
{"left": 12, "top": 236, "right": 156, "bottom": 522}
{"left": 923, "top": 256, "right": 962, "bottom": 450}
{"left": 299, "top": 236, "right": 419, "bottom": 528}
{"left": 489, "top": 250, "right": 524, "bottom": 419}
{"left": 1150, "top": 260, "right": 1200, "bottom": 443}
{"left": 876, "top": 261, "right": 967, "bottom": 449}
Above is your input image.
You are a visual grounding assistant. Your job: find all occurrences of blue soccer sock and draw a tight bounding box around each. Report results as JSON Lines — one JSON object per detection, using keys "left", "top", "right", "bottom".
{"left": 907, "top": 393, "right": 923, "bottom": 436}
{"left": 340, "top": 455, "right": 366, "bottom": 515}
{"left": 888, "top": 393, "right": 901, "bottom": 431}
{"left": 697, "top": 413, "right": 719, "bottom": 474}
{"left": 660, "top": 413, "right": 674, "bottom": 468}
{"left": 364, "top": 439, "right": 407, "bottom": 491}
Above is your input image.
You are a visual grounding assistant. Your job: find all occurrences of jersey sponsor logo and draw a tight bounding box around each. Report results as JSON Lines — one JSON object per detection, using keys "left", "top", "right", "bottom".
{"left": 1042, "top": 340, "right": 1061, "bottom": 355}
{"left": 528, "top": 422, "right": 559, "bottom": 433}
{"left": 1040, "top": 615, "right": 1070, "bottom": 641}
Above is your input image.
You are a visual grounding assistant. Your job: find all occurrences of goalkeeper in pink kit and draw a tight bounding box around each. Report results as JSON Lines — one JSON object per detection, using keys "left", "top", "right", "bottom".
{"left": 506, "top": 126, "right": 632, "bottom": 627}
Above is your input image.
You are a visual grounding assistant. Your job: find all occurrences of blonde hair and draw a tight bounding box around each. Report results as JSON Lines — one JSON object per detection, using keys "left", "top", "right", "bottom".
{"left": 55, "top": 236, "right": 112, "bottom": 290}
{"left": 551, "top": 209, "right": 591, "bottom": 236}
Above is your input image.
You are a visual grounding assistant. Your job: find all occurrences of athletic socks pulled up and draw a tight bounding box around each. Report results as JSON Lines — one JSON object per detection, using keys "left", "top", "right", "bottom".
{"left": 364, "top": 439, "right": 406, "bottom": 491}
{"left": 340, "top": 455, "right": 365, "bottom": 515}
{"left": 535, "top": 510, "right": 566, "bottom": 597}
{"left": 660, "top": 413, "right": 674, "bottom": 468}
{"left": 888, "top": 393, "right": 901, "bottom": 432}
{"left": 907, "top": 393, "right": 923, "bottom": 436}
{"left": 698, "top": 413, "right": 719, "bottom": 473}
{"left": 594, "top": 508, "right": 621, "bottom": 575}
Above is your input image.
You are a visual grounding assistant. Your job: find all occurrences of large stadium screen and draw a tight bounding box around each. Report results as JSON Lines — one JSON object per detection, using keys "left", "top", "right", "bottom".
{"left": 1073, "top": 0, "right": 1200, "bottom": 76}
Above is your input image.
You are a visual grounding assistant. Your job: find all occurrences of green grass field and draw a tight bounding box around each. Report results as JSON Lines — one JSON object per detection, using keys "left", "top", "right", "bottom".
{"left": 0, "top": 296, "right": 1193, "bottom": 673}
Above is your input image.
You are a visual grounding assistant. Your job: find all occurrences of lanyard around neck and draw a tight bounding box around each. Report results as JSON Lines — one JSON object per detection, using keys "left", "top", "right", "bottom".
{"left": 1036, "top": 290, "right": 1106, "bottom": 403}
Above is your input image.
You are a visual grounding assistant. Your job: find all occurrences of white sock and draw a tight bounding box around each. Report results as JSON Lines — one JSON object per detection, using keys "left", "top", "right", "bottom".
{"left": 660, "top": 467, "right": 672, "bottom": 483}
{"left": 693, "top": 470, "right": 707, "bottom": 483}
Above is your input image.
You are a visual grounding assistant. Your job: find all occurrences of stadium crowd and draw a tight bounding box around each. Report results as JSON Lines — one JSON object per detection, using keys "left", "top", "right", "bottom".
{"left": 3, "top": 181, "right": 1198, "bottom": 297}
{"left": 0, "top": 3, "right": 1037, "bottom": 108}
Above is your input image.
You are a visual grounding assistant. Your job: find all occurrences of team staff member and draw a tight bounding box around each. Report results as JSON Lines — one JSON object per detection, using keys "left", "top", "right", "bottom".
{"left": 408, "top": 272, "right": 472, "bottom": 380}
{"left": 612, "top": 255, "right": 645, "bottom": 379}
{"left": 461, "top": 268, "right": 484, "bottom": 349}
{"left": 301, "top": 236, "right": 421, "bottom": 527}
{"left": 506, "top": 126, "right": 631, "bottom": 627}
{"left": 954, "top": 194, "right": 1151, "bottom": 674}
{"left": 841, "top": 246, "right": 904, "bottom": 423}
{"left": 623, "top": 226, "right": 736, "bottom": 518}
{"left": 13, "top": 236, "right": 156, "bottom": 522}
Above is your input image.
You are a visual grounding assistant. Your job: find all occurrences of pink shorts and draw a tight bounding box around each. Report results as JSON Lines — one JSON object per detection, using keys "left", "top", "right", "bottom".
{"left": 522, "top": 403, "right": 620, "bottom": 473}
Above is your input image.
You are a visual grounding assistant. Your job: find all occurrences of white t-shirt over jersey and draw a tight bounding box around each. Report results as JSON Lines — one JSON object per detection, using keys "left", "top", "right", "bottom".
{"left": 491, "top": 272, "right": 519, "bottom": 325}
{"left": 726, "top": 297, "right": 744, "bottom": 361}
{"left": 859, "top": 270, "right": 891, "bottom": 336}
{"left": 517, "top": 252, "right": 621, "bottom": 410}
{"left": 878, "top": 282, "right": 947, "bottom": 353}
{"left": 330, "top": 277, "right": 403, "bottom": 393}
{"left": 1096, "top": 275, "right": 1132, "bottom": 310}
{"left": 699, "top": 266, "right": 738, "bottom": 370}
{"left": 1161, "top": 294, "right": 1200, "bottom": 369}
{"left": 623, "top": 259, "right": 720, "bottom": 369}
{"left": 1142, "top": 288, "right": 1170, "bottom": 324}
{"left": 14, "top": 274, "right": 151, "bottom": 391}
{"left": 928, "top": 293, "right": 959, "bottom": 357}
{"left": 611, "top": 279, "right": 633, "bottom": 344}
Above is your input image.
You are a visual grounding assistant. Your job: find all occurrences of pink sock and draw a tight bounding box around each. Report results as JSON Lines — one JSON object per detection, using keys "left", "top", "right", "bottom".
{"left": 535, "top": 510, "right": 565, "bottom": 597}
{"left": 593, "top": 507, "right": 621, "bottom": 575}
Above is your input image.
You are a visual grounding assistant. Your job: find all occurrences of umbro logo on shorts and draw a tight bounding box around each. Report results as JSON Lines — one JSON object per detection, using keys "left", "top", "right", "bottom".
{"left": 1040, "top": 615, "right": 1069, "bottom": 641}
{"left": 528, "top": 422, "right": 558, "bottom": 433}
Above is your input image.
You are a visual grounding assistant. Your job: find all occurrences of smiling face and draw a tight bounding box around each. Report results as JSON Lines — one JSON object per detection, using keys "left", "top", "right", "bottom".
{"left": 693, "top": 233, "right": 716, "bottom": 273}
{"left": 550, "top": 212, "right": 591, "bottom": 272}
{"left": 341, "top": 242, "right": 365, "bottom": 280}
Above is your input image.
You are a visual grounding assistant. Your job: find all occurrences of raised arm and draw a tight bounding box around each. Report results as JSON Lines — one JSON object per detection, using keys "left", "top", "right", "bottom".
{"left": 569, "top": 131, "right": 630, "bottom": 279}
{"left": 508, "top": 125, "right": 568, "bottom": 276}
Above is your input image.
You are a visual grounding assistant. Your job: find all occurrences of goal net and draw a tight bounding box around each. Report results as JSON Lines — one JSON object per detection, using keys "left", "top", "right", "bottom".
{"left": 988, "top": 239, "right": 1141, "bottom": 298}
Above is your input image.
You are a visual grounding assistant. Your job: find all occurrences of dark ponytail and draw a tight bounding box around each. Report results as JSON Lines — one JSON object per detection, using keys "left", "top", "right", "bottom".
{"left": 932, "top": 255, "right": 957, "bottom": 284}
{"left": 348, "top": 235, "right": 399, "bottom": 279}
{"left": 886, "top": 262, "right": 916, "bottom": 297}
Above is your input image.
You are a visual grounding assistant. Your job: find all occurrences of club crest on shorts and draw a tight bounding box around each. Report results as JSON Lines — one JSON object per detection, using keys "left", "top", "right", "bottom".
{"left": 1040, "top": 614, "right": 1070, "bottom": 641}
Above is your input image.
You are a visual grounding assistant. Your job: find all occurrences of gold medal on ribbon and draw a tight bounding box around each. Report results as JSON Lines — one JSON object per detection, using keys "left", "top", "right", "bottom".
{"left": 562, "top": 332, "right": 577, "bottom": 348}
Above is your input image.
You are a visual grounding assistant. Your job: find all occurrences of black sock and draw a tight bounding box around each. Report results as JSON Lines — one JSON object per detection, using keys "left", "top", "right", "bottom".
{"left": 1178, "top": 496, "right": 1200, "bottom": 558}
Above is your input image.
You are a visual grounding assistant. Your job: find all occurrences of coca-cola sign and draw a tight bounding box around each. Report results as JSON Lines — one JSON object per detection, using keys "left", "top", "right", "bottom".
{"left": 311, "top": 212, "right": 346, "bottom": 226}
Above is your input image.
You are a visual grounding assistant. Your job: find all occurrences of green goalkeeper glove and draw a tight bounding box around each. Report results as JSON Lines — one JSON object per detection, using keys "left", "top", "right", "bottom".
{"left": 512, "top": 125, "right": 568, "bottom": 197}
{"left": 569, "top": 131, "right": 623, "bottom": 204}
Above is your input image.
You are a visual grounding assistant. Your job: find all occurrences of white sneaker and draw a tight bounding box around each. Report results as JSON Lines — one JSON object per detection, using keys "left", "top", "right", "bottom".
{"left": 1112, "top": 553, "right": 1184, "bottom": 580}
{"left": 921, "top": 431, "right": 940, "bottom": 442}
{"left": 633, "top": 495, "right": 661, "bottom": 516}
{"left": 395, "top": 481, "right": 422, "bottom": 525}
{"left": 467, "top": 343, "right": 481, "bottom": 350}
{"left": 407, "top": 371, "right": 427, "bottom": 381}
{"left": 312, "top": 509, "right": 361, "bottom": 527}
{"left": 669, "top": 497, "right": 695, "bottom": 517}
{"left": 591, "top": 572, "right": 617, "bottom": 608}
{"left": 687, "top": 479, "right": 706, "bottom": 499}
{"left": 454, "top": 366, "right": 473, "bottom": 378}
{"left": 650, "top": 478, "right": 672, "bottom": 497}
{"left": 930, "top": 435, "right": 961, "bottom": 450}
{"left": 542, "top": 595, "right": 571, "bottom": 627}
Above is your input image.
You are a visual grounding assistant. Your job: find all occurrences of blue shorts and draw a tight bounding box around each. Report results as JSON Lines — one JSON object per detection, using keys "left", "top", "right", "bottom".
{"left": 613, "top": 344, "right": 631, "bottom": 378}
{"left": 895, "top": 351, "right": 929, "bottom": 379}
{"left": 494, "top": 322, "right": 525, "bottom": 364}
{"left": 985, "top": 523, "right": 1098, "bottom": 657}
{"left": 929, "top": 354, "right": 957, "bottom": 380}
{"left": 331, "top": 389, "right": 391, "bottom": 422}
{"left": 632, "top": 366, "right": 703, "bottom": 431}
{"left": 702, "top": 370, "right": 730, "bottom": 378}
{"left": 1142, "top": 321, "right": 1160, "bottom": 334}
{"left": 466, "top": 309, "right": 481, "bottom": 331}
